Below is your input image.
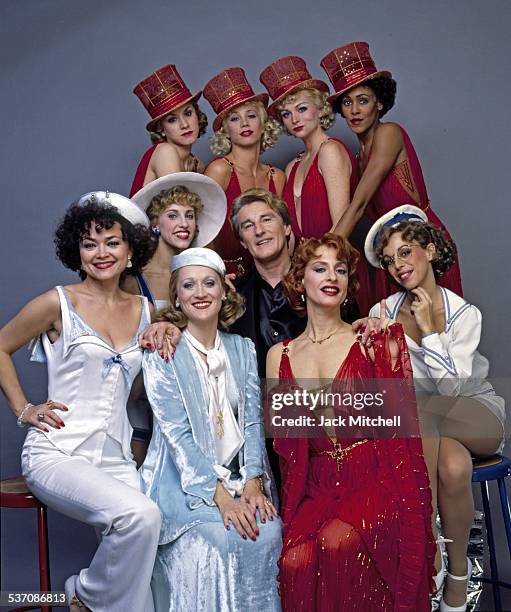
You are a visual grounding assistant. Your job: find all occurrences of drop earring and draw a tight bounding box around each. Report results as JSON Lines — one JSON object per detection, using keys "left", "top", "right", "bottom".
{"left": 175, "top": 299, "right": 180, "bottom": 308}
{"left": 152, "top": 227, "right": 161, "bottom": 236}
{"left": 126, "top": 257, "right": 133, "bottom": 269}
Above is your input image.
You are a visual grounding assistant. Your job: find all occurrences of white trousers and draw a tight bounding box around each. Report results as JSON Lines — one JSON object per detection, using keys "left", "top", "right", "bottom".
{"left": 22, "top": 429, "right": 160, "bottom": 612}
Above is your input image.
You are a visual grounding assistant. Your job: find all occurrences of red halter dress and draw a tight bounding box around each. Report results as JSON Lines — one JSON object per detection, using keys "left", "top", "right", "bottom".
{"left": 207, "top": 157, "right": 278, "bottom": 277}
{"left": 363, "top": 125, "right": 463, "bottom": 301}
{"left": 273, "top": 325, "right": 435, "bottom": 611}
{"left": 282, "top": 138, "right": 372, "bottom": 315}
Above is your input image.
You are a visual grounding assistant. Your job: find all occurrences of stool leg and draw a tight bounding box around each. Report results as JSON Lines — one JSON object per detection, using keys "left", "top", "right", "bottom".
{"left": 497, "top": 476, "right": 511, "bottom": 555}
{"left": 37, "top": 505, "right": 51, "bottom": 612}
{"left": 480, "top": 480, "right": 502, "bottom": 611}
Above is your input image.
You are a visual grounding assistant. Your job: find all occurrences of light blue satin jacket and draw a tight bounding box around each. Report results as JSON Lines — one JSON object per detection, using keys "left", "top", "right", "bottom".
{"left": 140, "top": 331, "right": 276, "bottom": 545}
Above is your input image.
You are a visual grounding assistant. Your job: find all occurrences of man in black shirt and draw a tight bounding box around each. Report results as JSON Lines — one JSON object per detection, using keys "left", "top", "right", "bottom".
{"left": 229, "top": 189, "right": 306, "bottom": 377}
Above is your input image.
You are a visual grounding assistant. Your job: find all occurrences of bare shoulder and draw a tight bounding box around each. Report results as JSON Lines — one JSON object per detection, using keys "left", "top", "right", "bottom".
{"left": 151, "top": 141, "right": 180, "bottom": 161}
{"left": 318, "top": 139, "right": 351, "bottom": 166}
{"left": 374, "top": 122, "right": 404, "bottom": 145}
{"left": 204, "top": 157, "right": 231, "bottom": 189}
{"left": 0, "top": 288, "right": 62, "bottom": 353}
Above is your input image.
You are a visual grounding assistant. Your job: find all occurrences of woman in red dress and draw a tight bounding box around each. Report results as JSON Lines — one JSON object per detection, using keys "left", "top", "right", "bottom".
{"left": 266, "top": 234, "right": 434, "bottom": 611}
{"left": 130, "top": 64, "right": 208, "bottom": 196}
{"left": 260, "top": 56, "right": 371, "bottom": 315}
{"left": 320, "top": 42, "right": 463, "bottom": 302}
{"left": 203, "top": 67, "right": 285, "bottom": 276}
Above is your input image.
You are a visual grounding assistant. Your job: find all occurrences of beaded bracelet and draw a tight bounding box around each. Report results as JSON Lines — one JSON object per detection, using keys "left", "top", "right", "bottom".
{"left": 16, "top": 403, "right": 34, "bottom": 428}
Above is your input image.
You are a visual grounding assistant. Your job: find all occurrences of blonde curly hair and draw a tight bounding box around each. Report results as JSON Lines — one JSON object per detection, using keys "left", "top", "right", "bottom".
{"left": 276, "top": 86, "right": 336, "bottom": 134}
{"left": 209, "top": 100, "right": 281, "bottom": 155}
{"left": 157, "top": 269, "right": 245, "bottom": 330}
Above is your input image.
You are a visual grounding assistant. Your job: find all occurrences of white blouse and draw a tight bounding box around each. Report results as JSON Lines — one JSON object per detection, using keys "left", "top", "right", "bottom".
{"left": 369, "top": 287, "right": 505, "bottom": 426}
{"left": 29, "top": 286, "right": 150, "bottom": 461}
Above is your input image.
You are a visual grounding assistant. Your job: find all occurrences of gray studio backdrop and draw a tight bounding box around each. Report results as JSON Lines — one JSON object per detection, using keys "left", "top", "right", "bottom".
{"left": 1, "top": 0, "right": 510, "bottom": 602}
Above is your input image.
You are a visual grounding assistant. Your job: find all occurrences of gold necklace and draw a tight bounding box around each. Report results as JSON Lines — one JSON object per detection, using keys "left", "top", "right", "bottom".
{"left": 307, "top": 327, "right": 343, "bottom": 344}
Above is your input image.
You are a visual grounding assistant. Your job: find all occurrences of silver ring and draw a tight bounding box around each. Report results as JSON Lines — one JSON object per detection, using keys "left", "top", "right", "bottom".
{"left": 263, "top": 499, "right": 271, "bottom": 507}
{"left": 37, "top": 413, "right": 45, "bottom": 422}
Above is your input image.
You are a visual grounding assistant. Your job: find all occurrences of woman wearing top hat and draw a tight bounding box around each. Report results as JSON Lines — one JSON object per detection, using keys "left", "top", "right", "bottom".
{"left": 0, "top": 193, "right": 160, "bottom": 611}
{"left": 361, "top": 206, "right": 505, "bottom": 612}
{"left": 320, "top": 42, "right": 463, "bottom": 303}
{"left": 130, "top": 65, "right": 208, "bottom": 197}
{"left": 203, "top": 67, "right": 285, "bottom": 277}
{"left": 259, "top": 56, "right": 371, "bottom": 315}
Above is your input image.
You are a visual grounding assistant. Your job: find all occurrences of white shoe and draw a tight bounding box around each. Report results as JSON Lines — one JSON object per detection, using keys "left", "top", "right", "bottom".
{"left": 433, "top": 536, "right": 452, "bottom": 593}
{"left": 439, "top": 557, "right": 472, "bottom": 612}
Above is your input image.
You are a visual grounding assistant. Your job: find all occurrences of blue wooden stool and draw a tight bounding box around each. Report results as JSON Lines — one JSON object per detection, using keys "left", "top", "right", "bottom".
{"left": 472, "top": 455, "right": 511, "bottom": 611}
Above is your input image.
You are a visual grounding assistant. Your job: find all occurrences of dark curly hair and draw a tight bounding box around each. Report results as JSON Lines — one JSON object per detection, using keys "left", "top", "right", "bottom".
{"left": 283, "top": 233, "right": 360, "bottom": 317}
{"left": 333, "top": 76, "right": 397, "bottom": 118}
{"left": 374, "top": 220, "right": 457, "bottom": 279}
{"left": 150, "top": 101, "right": 208, "bottom": 143}
{"left": 54, "top": 200, "right": 156, "bottom": 280}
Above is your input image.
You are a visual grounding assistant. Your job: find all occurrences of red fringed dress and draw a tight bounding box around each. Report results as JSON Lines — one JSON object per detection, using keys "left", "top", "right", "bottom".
{"left": 282, "top": 138, "right": 372, "bottom": 316}
{"left": 274, "top": 324, "right": 435, "bottom": 611}
{"left": 363, "top": 125, "right": 463, "bottom": 300}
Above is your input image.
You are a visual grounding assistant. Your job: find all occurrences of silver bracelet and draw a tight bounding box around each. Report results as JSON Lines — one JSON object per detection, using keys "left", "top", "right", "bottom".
{"left": 16, "top": 403, "right": 34, "bottom": 428}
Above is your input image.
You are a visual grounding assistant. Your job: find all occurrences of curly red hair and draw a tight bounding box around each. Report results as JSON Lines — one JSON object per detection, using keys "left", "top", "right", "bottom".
{"left": 283, "top": 233, "right": 360, "bottom": 316}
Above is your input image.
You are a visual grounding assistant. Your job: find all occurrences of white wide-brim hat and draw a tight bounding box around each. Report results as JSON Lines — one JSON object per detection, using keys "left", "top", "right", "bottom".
{"left": 364, "top": 204, "right": 428, "bottom": 268}
{"left": 77, "top": 191, "right": 150, "bottom": 227}
{"left": 131, "top": 172, "right": 227, "bottom": 248}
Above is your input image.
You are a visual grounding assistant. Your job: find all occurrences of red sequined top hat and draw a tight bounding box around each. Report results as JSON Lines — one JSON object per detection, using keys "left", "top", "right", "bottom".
{"left": 320, "top": 42, "right": 392, "bottom": 104}
{"left": 259, "top": 56, "right": 329, "bottom": 117}
{"left": 133, "top": 64, "right": 202, "bottom": 132}
{"left": 203, "top": 67, "right": 269, "bottom": 132}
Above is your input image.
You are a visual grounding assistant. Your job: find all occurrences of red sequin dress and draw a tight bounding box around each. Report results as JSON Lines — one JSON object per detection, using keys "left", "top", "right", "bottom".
{"left": 208, "top": 157, "right": 277, "bottom": 276}
{"left": 129, "top": 143, "right": 199, "bottom": 197}
{"left": 282, "top": 138, "right": 372, "bottom": 315}
{"left": 363, "top": 125, "right": 463, "bottom": 300}
{"left": 274, "top": 325, "right": 435, "bottom": 611}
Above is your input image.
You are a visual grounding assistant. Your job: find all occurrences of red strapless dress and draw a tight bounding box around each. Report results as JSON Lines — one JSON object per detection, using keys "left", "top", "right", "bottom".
{"left": 207, "top": 157, "right": 277, "bottom": 277}
{"left": 129, "top": 143, "right": 200, "bottom": 197}
{"left": 282, "top": 138, "right": 372, "bottom": 315}
{"left": 274, "top": 326, "right": 435, "bottom": 611}
{"left": 364, "top": 125, "right": 463, "bottom": 301}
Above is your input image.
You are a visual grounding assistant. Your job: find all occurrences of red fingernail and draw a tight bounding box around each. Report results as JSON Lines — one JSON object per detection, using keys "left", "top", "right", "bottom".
{"left": 147, "top": 343, "right": 153, "bottom": 350}
{"left": 225, "top": 525, "right": 230, "bottom": 530}
{"left": 160, "top": 352, "right": 164, "bottom": 359}
{"left": 251, "top": 536, "right": 257, "bottom": 542}
{"left": 171, "top": 352, "right": 175, "bottom": 361}
{"left": 165, "top": 356, "right": 169, "bottom": 363}
{"left": 44, "top": 428, "right": 49, "bottom": 432}
{"left": 262, "top": 519, "right": 266, "bottom": 523}
{"left": 256, "top": 530, "right": 260, "bottom": 536}
{"left": 242, "top": 534, "right": 247, "bottom": 540}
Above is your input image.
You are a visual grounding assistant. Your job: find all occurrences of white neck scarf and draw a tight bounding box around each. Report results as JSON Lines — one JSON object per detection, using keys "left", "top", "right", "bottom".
{"left": 183, "top": 329, "right": 244, "bottom": 468}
